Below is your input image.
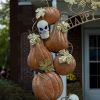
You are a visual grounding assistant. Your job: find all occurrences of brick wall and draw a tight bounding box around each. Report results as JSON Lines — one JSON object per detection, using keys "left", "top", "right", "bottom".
{"left": 10, "top": 0, "right": 20, "bottom": 82}
{"left": 10, "top": 0, "right": 36, "bottom": 89}
{"left": 68, "top": 26, "right": 82, "bottom": 82}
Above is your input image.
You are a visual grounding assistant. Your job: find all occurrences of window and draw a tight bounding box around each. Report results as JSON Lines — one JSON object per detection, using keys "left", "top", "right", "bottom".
{"left": 89, "top": 35, "right": 100, "bottom": 88}
{"left": 18, "top": 0, "right": 32, "bottom": 5}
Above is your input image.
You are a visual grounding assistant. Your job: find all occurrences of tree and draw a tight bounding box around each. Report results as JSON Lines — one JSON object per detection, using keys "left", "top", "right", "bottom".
{"left": 0, "top": 0, "right": 9, "bottom": 69}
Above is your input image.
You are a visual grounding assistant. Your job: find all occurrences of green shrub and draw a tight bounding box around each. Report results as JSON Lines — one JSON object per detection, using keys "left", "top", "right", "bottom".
{"left": 0, "top": 79, "right": 35, "bottom": 100}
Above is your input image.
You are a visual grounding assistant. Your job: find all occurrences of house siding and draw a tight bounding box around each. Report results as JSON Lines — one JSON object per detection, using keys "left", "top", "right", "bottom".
{"left": 68, "top": 26, "right": 82, "bottom": 82}
{"left": 10, "top": 0, "right": 36, "bottom": 89}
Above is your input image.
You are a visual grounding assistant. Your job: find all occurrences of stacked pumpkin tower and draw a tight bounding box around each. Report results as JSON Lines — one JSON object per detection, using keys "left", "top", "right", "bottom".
{"left": 27, "top": 6, "right": 76, "bottom": 100}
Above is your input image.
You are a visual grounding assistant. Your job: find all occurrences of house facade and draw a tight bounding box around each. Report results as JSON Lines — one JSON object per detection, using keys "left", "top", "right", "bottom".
{"left": 10, "top": 0, "right": 100, "bottom": 100}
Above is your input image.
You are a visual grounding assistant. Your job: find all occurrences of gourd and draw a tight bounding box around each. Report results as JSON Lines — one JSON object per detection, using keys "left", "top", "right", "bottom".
{"left": 32, "top": 72, "right": 63, "bottom": 100}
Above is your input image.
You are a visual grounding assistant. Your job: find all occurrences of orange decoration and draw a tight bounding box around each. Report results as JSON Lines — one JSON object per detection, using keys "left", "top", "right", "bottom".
{"left": 27, "top": 40, "right": 53, "bottom": 71}
{"left": 54, "top": 55, "right": 76, "bottom": 75}
{"left": 43, "top": 7, "right": 60, "bottom": 25}
{"left": 44, "top": 23, "right": 69, "bottom": 53}
{"left": 32, "top": 72, "right": 63, "bottom": 100}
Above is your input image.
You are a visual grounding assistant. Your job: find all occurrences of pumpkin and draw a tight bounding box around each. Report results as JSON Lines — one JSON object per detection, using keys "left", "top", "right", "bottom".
{"left": 36, "top": 7, "right": 60, "bottom": 25}
{"left": 32, "top": 72, "right": 63, "bottom": 100}
{"left": 43, "top": 7, "right": 60, "bottom": 24}
{"left": 53, "top": 50, "right": 76, "bottom": 75}
{"left": 27, "top": 34, "right": 53, "bottom": 71}
{"left": 44, "top": 23, "right": 69, "bottom": 52}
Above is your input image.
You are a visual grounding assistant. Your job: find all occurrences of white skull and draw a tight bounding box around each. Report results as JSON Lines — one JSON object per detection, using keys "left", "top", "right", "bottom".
{"left": 68, "top": 94, "right": 79, "bottom": 100}
{"left": 37, "top": 20, "right": 49, "bottom": 39}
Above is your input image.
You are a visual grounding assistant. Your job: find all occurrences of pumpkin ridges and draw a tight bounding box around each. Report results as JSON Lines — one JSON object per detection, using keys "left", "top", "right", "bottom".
{"left": 32, "top": 72, "right": 63, "bottom": 100}
{"left": 44, "top": 24, "right": 68, "bottom": 52}
{"left": 27, "top": 40, "right": 53, "bottom": 71}
{"left": 46, "top": 72, "right": 57, "bottom": 99}
{"left": 32, "top": 75, "right": 40, "bottom": 98}
{"left": 37, "top": 41, "right": 52, "bottom": 61}
{"left": 46, "top": 72, "right": 62, "bottom": 99}
{"left": 43, "top": 7, "right": 60, "bottom": 24}
{"left": 27, "top": 47, "right": 37, "bottom": 70}
{"left": 41, "top": 73, "right": 55, "bottom": 100}
{"left": 38, "top": 74, "right": 50, "bottom": 100}
{"left": 51, "top": 72, "right": 63, "bottom": 98}
{"left": 32, "top": 47, "right": 38, "bottom": 70}
{"left": 33, "top": 74, "right": 49, "bottom": 100}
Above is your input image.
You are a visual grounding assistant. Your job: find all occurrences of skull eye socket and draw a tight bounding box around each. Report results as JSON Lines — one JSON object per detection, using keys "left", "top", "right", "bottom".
{"left": 39, "top": 28, "right": 43, "bottom": 31}
{"left": 45, "top": 26, "right": 47, "bottom": 29}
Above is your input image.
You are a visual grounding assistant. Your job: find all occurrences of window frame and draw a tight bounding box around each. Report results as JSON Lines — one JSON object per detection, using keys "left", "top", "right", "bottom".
{"left": 18, "top": 0, "right": 32, "bottom": 5}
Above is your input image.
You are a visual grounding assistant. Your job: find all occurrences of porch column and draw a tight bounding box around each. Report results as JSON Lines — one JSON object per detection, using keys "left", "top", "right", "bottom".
{"left": 52, "top": 0, "right": 67, "bottom": 100}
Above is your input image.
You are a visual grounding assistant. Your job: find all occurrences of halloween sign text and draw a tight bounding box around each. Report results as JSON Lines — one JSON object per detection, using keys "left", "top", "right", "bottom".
{"left": 66, "top": 10, "right": 100, "bottom": 30}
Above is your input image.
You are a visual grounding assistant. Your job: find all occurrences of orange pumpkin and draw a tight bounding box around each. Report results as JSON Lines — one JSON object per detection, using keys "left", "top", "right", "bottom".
{"left": 43, "top": 7, "right": 60, "bottom": 25}
{"left": 27, "top": 40, "right": 53, "bottom": 71}
{"left": 44, "top": 23, "right": 69, "bottom": 52}
{"left": 32, "top": 72, "right": 63, "bottom": 100}
{"left": 54, "top": 56, "right": 76, "bottom": 75}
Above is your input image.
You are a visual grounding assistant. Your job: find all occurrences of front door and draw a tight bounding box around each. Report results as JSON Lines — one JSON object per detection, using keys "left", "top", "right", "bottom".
{"left": 83, "top": 29, "right": 100, "bottom": 100}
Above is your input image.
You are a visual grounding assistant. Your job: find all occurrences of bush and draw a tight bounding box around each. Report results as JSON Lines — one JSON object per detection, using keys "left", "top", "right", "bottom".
{"left": 0, "top": 79, "right": 35, "bottom": 100}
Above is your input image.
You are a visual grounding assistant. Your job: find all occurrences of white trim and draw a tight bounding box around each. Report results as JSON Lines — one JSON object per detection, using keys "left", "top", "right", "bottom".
{"left": 82, "top": 24, "right": 100, "bottom": 100}
{"left": 18, "top": 2, "right": 32, "bottom": 6}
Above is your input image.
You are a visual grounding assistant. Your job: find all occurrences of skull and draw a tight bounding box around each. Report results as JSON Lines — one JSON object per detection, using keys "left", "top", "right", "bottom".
{"left": 37, "top": 20, "right": 49, "bottom": 39}
{"left": 68, "top": 94, "right": 79, "bottom": 100}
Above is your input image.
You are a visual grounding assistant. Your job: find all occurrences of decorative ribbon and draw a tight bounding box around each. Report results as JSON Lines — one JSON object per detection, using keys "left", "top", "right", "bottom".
{"left": 78, "top": 0, "right": 86, "bottom": 7}
{"left": 64, "top": 0, "right": 77, "bottom": 5}
{"left": 59, "top": 49, "right": 73, "bottom": 64}
{"left": 91, "top": 1, "right": 100, "bottom": 10}
{"left": 35, "top": 7, "right": 46, "bottom": 19}
{"left": 39, "top": 59, "right": 54, "bottom": 72}
{"left": 27, "top": 33, "right": 40, "bottom": 45}
{"left": 57, "top": 21, "right": 70, "bottom": 33}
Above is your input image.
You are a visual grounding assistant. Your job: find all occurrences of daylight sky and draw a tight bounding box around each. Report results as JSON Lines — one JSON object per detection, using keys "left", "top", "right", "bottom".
{"left": 0, "top": 0, "right": 7, "bottom": 29}
{"left": 0, "top": 0, "right": 6, "bottom": 3}
{"left": 0, "top": 0, "right": 6, "bottom": 9}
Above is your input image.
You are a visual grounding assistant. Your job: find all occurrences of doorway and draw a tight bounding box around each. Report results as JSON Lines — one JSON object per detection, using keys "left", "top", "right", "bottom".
{"left": 83, "top": 28, "right": 100, "bottom": 100}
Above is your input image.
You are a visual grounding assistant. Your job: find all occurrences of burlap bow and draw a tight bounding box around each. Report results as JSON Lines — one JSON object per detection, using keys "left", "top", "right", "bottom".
{"left": 57, "top": 21, "right": 70, "bottom": 33}
{"left": 27, "top": 33, "right": 40, "bottom": 45}
{"left": 35, "top": 7, "right": 46, "bottom": 19}
{"left": 59, "top": 49, "right": 73, "bottom": 64}
{"left": 39, "top": 59, "right": 54, "bottom": 72}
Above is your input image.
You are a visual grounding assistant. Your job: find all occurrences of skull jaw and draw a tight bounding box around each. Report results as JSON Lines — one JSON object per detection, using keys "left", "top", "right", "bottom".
{"left": 40, "top": 32, "right": 49, "bottom": 39}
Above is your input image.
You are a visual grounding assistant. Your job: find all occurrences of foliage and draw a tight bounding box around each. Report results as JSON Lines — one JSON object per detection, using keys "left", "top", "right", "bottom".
{"left": 67, "top": 81, "right": 83, "bottom": 100}
{"left": 0, "top": 79, "right": 35, "bottom": 100}
{"left": 67, "top": 73, "right": 77, "bottom": 81}
{"left": 0, "top": 0, "right": 10, "bottom": 68}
